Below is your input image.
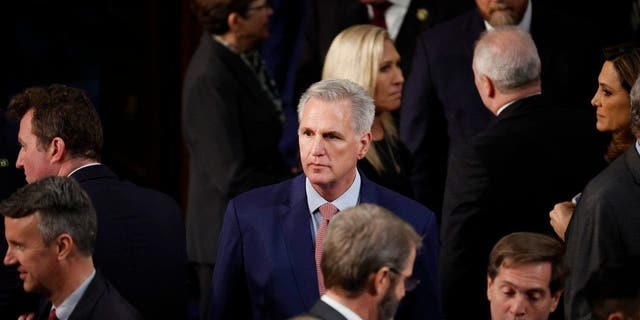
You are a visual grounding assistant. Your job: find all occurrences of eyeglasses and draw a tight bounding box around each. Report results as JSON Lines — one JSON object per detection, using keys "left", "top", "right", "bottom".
{"left": 389, "top": 267, "right": 421, "bottom": 292}
{"left": 246, "top": 2, "right": 271, "bottom": 13}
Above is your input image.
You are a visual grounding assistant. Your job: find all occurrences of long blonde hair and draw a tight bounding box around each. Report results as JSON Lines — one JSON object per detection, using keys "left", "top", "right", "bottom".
{"left": 322, "top": 24, "right": 400, "bottom": 174}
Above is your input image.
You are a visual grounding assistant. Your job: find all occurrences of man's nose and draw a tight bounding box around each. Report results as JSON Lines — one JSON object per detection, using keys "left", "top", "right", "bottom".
{"left": 311, "top": 137, "right": 325, "bottom": 156}
{"left": 510, "top": 295, "right": 527, "bottom": 316}
{"left": 15, "top": 149, "right": 24, "bottom": 169}
{"left": 4, "top": 248, "right": 16, "bottom": 266}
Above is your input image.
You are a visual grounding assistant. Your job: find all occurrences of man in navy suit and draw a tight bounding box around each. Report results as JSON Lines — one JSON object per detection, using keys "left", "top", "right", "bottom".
{"left": 209, "top": 79, "right": 440, "bottom": 320}
{"left": 2, "top": 176, "right": 141, "bottom": 320}
{"left": 7, "top": 84, "right": 187, "bottom": 319}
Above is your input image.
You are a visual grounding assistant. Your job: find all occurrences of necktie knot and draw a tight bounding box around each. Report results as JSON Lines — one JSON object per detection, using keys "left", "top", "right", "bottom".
{"left": 318, "top": 203, "right": 338, "bottom": 221}
{"left": 371, "top": 1, "right": 392, "bottom": 29}
{"left": 48, "top": 308, "right": 58, "bottom": 320}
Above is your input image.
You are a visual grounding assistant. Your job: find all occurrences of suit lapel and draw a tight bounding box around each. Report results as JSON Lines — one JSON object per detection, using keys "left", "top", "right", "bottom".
{"left": 624, "top": 146, "right": 640, "bottom": 185}
{"left": 279, "top": 175, "right": 318, "bottom": 310}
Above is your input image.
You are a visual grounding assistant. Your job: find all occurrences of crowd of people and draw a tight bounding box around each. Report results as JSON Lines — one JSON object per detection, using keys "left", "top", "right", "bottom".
{"left": 1, "top": 0, "right": 639, "bottom": 319}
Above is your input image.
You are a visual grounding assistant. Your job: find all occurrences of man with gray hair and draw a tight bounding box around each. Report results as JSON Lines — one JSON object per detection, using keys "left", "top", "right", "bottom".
{"left": 440, "top": 26, "right": 605, "bottom": 318}
{"left": 210, "top": 79, "right": 439, "bottom": 320}
{"left": 2, "top": 176, "right": 141, "bottom": 319}
{"left": 301, "top": 203, "right": 422, "bottom": 320}
{"left": 563, "top": 75, "right": 640, "bottom": 319}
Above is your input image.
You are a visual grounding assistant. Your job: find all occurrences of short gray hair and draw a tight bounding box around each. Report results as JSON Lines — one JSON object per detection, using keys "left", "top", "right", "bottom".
{"left": 473, "top": 26, "right": 541, "bottom": 92}
{"left": 297, "top": 79, "right": 375, "bottom": 134}
{"left": 0, "top": 176, "right": 97, "bottom": 256}
{"left": 321, "top": 204, "right": 422, "bottom": 296}
{"left": 630, "top": 75, "right": 640, "bottom": 137}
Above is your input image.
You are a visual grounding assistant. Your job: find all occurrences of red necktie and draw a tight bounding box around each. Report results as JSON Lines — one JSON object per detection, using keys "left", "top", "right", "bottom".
{"left": 315, "top": 203, "right": 338, "bottom": 295}
{"left": 48, "top": 308, "right": 58, "bottom": 320}
{"left": 371, "top": 1, "right": 392, "bottom": 29}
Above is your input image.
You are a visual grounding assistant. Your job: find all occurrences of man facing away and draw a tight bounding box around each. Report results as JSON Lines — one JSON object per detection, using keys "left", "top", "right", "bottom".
{"left": 210, "top": 78, "right": 440, "bottom": 319}
{"left": 2, "top": 176, "right": 141, "bottom": 319}
{"left": 299, "top": 203, "right": 422, "bottom": 320}
{"left": 7, "top": 84, "right": 188, "bottom": 319}
{"left": 487, "top": 232, "right": 566, "bottom": 320}
{"left": 440, "top": 25, "right": 604, "bottom": 319}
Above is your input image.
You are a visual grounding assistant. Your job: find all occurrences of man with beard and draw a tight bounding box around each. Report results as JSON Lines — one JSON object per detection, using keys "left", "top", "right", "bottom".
{"left": 293, "top": 204, "right": 422, "bottom": 320}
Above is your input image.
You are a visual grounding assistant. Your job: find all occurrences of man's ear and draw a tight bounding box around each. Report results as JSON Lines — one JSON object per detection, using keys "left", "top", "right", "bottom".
{"left": 48, "top": 137, "right": 66, "bottom": 163}
{"left": 227, "top": 12, "right": 241, "bottom": 33}
{"left": 486, "top": 275, "right": 494, "bottom": 301}
{"left": 369, "top": 267, "right": 391, "bottom": 298}
{"left": 607, "top": 311, "right": 626, "bottom": 320}
{"left": 356, "top": 131, "right": 372, "bottom": 159}
{"left": 55, "top": 233, "right": 74, "bottom": 260}
{"left": 549, "top": 290, "right": 562, "bottom": 312}
{"left": 480, "top": 75, "right": 495, "bottom": 99}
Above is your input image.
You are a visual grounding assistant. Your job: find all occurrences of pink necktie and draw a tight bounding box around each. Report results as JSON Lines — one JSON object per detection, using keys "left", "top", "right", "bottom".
{"left": 48, "top": 308, "right": 58, "bottom": 320}
{"left": 315, "top": 203, "right": 338, "bottom": 295}
{"left": 371, "top": 1, "right": 392, "bottom": 29}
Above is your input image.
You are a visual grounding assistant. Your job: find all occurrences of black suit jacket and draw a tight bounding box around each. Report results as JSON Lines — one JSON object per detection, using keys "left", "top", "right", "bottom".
{"left": 564, "top": 146, "right": 640, "bottom": 320}
{"left": 293, "top": 0, "right": 474, "bottom": 100}
{"left": 307, "top": 299, "right": 348, "bottom": 320}
{"left": 399, "top": 0, "right": 605, "bottom": 216}
{"left": 36, "top": 271, "right": 141, "bottom": 320}
{"left": 182, "top": 33, "right": 290, "bottom": 266}
{"left": 70, "top": 164, "right": 187, "bottom": 319}
{"left": 440, "top": 95, "right": 607, "bottom": 319}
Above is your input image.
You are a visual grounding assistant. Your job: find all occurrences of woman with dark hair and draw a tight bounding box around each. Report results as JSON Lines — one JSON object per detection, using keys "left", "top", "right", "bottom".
{"left": 550, "top": 44, "right": 640, "bottom": 240}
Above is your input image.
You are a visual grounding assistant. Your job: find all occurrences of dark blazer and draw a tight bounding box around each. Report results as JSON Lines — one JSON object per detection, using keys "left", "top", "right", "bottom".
{"left": 182, "top": 33, "right": 290, "bottom": 266}
{"left": 293, "top": 0, "right": 474, "bottom": 100}
{"left": 70, "top": 164, "right": 187, "bottom": 319}
{"left": 564, "top": 145, "right": 640, "bottom": 320}
{"left": 209, "top": 173, "right": 440, "bottom": 320}
{"left": 36, "top": 271, "right": 142, "bottom": 320}
{"left": 440, "top": 95, "right": 607, "bottom": 319}
{"left": 307, "top": 299, "right": 348, "bottom": 320}
{"left": 399, "top": 1, "right": 604, "bottom": 216}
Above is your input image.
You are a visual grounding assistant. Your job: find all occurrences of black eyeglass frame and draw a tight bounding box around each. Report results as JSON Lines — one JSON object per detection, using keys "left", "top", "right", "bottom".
{"left": 389, "top": 267, "right": 421, "bottom": 292}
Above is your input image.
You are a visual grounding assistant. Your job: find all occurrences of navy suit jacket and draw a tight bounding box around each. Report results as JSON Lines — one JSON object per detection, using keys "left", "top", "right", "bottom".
{"left": 399, "top": 1, "right": 604, "bottom": 217}
{"left": 71, "top": 165, "right": 187, "bottom": 319}
{"left": 210, "top": 173, "right": 440, "bottom": 320}
{"left": 35, "top": 271, "right": 142, "bottom": 320}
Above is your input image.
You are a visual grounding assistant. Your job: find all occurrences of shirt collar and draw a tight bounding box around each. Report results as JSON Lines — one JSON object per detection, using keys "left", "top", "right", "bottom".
{"left": 484, "top": 0, "right": 532, "bottom": 32}
{"left": 635, "top": 140, "right": 640, "bottom": 156}
{"left": 67, "top": 163, "right": 101, "bottom": 177}
{"left": 496, "top": 92, "right": 541, "bottom": 116}
{"left": 52, "top": 269, "right": 96, "bottom": 320}
{"left": 306, "top": 171, "right": 361, "bottom": 213}
{"left": 321, "top": 294, "right": 363, "bottom": 320}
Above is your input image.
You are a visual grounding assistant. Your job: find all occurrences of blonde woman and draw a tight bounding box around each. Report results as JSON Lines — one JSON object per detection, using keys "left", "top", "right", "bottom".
{"left": 322, "top": 24, "right": 413, "bottom": 197}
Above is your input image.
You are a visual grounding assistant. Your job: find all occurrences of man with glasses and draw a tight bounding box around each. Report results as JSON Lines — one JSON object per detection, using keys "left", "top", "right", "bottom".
{"left": 294, "top": 203, "right": 422, "bottom": 320}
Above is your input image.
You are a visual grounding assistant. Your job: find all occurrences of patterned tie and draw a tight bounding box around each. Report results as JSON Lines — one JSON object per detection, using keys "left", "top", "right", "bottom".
{"left": 315, "top": 202, "right": 339, "bottom": 295}
{"left": 371, "top": 1, "right": 392, "bottom": 29}
{"left": 48, "top": 308, "right": 58, "bottom": 320}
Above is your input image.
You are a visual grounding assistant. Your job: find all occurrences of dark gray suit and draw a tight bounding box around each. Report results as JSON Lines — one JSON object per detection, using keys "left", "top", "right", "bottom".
{"left": 564, "top": 144, "right": 640, "bottom": 320}
{"left": 182, "top": 34, "right": 290, "bottom": 268}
